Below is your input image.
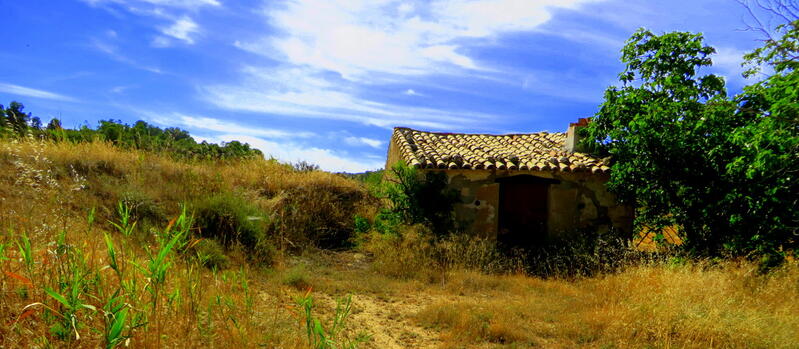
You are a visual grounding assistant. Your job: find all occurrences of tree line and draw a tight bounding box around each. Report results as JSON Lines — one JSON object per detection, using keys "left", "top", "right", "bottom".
{"left": 0, "top": 102, "right": 263, "bottom": 161}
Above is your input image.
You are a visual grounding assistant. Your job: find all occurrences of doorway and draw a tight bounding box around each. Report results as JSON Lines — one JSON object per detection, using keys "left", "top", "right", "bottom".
{"left": 497, "top": 175, "right": 557, "bottom": 248}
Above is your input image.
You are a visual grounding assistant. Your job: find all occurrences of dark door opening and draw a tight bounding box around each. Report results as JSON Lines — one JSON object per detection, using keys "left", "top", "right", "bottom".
{"left": 497, "top": 176, "right": 556, "bottom": 248}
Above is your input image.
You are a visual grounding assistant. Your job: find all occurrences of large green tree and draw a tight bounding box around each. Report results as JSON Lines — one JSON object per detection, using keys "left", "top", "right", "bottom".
{"left": 725, "top": 20, "right": 799, "bottom": 258}
{"left": 585, "top": 25, "right": 798, "bottom": 259}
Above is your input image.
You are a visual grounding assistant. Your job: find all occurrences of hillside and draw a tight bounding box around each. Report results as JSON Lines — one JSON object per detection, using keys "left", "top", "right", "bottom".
{"left": 0, "top": 139, "right": 797, "bottom": 348}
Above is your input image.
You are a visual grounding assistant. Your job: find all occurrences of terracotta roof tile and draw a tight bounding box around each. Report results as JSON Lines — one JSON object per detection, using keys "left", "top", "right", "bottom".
{"left": 392, "top": 127, "right": 610, "bottom": 174}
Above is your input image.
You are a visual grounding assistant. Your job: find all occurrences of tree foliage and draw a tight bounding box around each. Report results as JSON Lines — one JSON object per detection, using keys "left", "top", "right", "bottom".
{"left": 584, "top": 25, "right": 798, "bottom": 259}
{"left": 382, "top": 162, "right": 460, "bottom": 235}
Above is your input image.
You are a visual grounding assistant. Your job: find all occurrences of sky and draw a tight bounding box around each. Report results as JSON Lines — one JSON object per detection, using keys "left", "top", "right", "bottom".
{"left": 0, "top": 0, "right": 770, "bottom": 172}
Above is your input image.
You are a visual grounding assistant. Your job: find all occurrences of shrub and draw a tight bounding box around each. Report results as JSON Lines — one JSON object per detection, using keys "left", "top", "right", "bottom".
{"left": 381, "top": 163, "right": 459, "bottom": 235}
{"left": 119, "top": 190, "right": 166, "bottom": 226}
{"left": 190, "top": 239, "right": 229, "bottom": 270}
{"left": 362, "top": 226, "right": 519, "bottom": 280}
{"left": 269, "top": 183, "right": 370, "bottom": 250}
{"left": 283, "top": 264, "right": 311, "bottom": 290}
{"left": 193, "top": 192, "right": 275, "bottom": 264}
{"left": 522, "top": 228, "right": 667, "bottom": 278}
{"left": 361, "top": 225, "right": 439, "bottom": 280}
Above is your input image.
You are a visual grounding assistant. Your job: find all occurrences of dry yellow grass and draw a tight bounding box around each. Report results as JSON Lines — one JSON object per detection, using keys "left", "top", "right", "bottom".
{"left": 1, "top": 139, "right": 796, "bottom": 348}
{"left": 414, "top": 263, "right": 799, "bottom": 348}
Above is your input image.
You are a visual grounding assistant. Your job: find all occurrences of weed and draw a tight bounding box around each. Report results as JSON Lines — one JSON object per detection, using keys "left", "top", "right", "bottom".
{"left": 283, "top": 264, "right": 311, "bottom": 290}
{"left": 109, "top": 200, "right": 137, "bottom": 237}
{"left": 16, "top": 233, "right": 34, "bottom": 274}
{"left": 296, "top": 291, "right": 369, "bottom": 349}
{"left": 44, "top": 270, "right": 96, "bottom": 340}
{"left": 191, "top": 239, "right": 229, "bottom": 270}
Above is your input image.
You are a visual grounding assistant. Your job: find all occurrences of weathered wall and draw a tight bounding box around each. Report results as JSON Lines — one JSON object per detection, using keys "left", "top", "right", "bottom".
{"left": 430, "top": 169, "right": 633, "bottom": 239}
{"left": 385, "top": 140, "right": 402, "bottom": 170}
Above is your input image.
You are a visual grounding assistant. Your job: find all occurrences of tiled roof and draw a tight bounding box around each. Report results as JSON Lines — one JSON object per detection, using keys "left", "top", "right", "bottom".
{"left": 391, "top": 127, "right": 611, "bottom": 173}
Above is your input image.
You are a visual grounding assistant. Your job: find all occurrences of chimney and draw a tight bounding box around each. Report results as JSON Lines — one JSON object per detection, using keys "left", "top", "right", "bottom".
{"left": 565, "top": 117, "right": 589, "bottom": 153}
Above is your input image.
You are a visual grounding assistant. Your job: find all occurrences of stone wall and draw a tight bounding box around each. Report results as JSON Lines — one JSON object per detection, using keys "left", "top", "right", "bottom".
{"left": 433, "top": 169, "right": 632, "bottom": 239}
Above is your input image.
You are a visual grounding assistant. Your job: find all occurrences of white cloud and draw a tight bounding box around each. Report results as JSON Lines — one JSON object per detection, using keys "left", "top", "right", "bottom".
{"left": 212, "top": 0, "right": 598, "bottom": 130}
{"left": 82, "top": 0, "right": 210, "bottom": 47}
{"left": 150, "top": 113, "right": 316, "bottom": 139}
{"left": 0, "top": 83, "right": 75, "bottom": 102}
{"left": 239, "top": 0, "right": 594, "bottom": 80}
{"left": 345, "top": 136, "right": 383, "bottom": 149}
{"left": 713, "top": 46, "right": 751, "bottom": 84}
{"left": 90, "top": 38, "right": 163, "bottom": 73}
{"left": 199, "top": 134, "right": 384, "bottom": 173}
{"left": 202, "top": 65, "right": 496, "bottom": 130}
{"left": 153, "top": 16, "right": 199, "bottom": 46}
{"left": 110, "top": 85, "right": 133, "bottom": 93}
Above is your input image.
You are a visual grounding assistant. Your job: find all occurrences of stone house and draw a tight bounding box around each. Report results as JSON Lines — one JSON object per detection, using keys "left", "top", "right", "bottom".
{"left": 385, "top": 119, "right": 633, "bottom": 246}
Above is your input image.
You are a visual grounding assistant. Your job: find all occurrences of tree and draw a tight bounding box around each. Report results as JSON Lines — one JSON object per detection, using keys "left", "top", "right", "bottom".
{"left": 0, "top": 104, "right": 7, "bottom": 131}
{"left": 724, "top": 20, "right": 799, "bottom": 259}
{"left": 46, "top": 118, "right": 63, "bottom": 130}
{"left": 5, "top": 101, "right": 31, "bottom": 136}
{"left": 583, "top": 26, "right": 798, "bottom": 259}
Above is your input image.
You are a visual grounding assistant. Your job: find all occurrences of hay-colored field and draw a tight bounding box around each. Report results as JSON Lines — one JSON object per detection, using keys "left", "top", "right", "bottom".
{"left": 1, "top": 140, "right": 797, "bottom": 348}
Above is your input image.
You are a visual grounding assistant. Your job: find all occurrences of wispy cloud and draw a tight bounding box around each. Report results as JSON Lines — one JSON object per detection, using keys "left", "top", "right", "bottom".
{"left": 404, "top": 89, "right": 422, "bottom": 96}
{"left": 240, "top": 0, "right": 595, "bottom": 80}
{"left": 152, "top": 16, "right": 199, "bottom": 46}
{"left": 712, "top": 46, "right": 752, "bottom": 85}
{"left": 344, "top": 136, "right": 383, "bottom": 149}
{"left": 90, "top": 37, "right": 163, "bottom": 73}
{"left": 0, "top": 83, "right": 76, "bottom": 102}
{"left": 212, "top": 0, "right": 601, "bottom": 130}
{"left": 149, "top": 112, "right": 316, "bottom": 139}
{"left": 82, "top": 0, "right": 212, "bottom": 48}
{"left": 202, "top": 65, "right": 500, "bottom": 130}
{"left": 197, "top": 134, "right": 383, "bottom": 173}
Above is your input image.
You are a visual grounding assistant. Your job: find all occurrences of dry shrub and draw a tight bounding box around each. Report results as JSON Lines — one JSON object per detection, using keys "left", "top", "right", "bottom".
{"left": 362, "top": 227, "right": 521, "bottom": 282}
{"left": 573, "top": 261, "right": 799, "bottom": 348}
{"left": 435, "top": 234, "right": 524, "bottom": 274}
{"left": 361, "top": 225, "right": 440, "bottom": 280}
{"left": 267, "top": 182, "right": 373, "bottom": 250}
{"left": 523, "top": 228, "right": 669, "bottom": 278}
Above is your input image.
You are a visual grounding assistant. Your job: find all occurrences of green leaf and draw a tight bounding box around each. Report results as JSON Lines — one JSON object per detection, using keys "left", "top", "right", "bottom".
{"left": 45, "top": 288, "right": 71, "bottom": 310}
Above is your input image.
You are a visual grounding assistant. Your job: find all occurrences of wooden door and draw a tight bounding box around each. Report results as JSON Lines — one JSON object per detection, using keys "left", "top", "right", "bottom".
{"left": 498, "top": 179, "right": 549, "bottom": 247}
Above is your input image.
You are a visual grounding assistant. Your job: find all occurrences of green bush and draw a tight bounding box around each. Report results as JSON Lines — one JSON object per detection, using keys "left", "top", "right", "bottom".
{"left": 381, "top": 162, "right": 459, "bottom": 235}
{"left": 119, "top": 190, "right": 166, "bottom": 226}
{"left": 193, "top": 192, "right": 274, "bottom": 264}
{"left": 190, "top": 239, "right": 229, "bottom": 270}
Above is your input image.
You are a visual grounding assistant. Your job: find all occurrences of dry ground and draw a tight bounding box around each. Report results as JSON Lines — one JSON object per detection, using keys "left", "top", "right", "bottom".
{"left": 268, "top": 251, "right": 799, "bottom": 349}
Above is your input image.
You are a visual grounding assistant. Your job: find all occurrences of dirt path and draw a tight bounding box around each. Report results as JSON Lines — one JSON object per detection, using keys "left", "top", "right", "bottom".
{"left": 316, "top": 292, "right": 441, "bottom": 348}
{"left": 276, "top": 251, "right": 444, "bottom": 348}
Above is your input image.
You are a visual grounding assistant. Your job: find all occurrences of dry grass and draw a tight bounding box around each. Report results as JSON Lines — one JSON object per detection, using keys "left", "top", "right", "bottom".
{"left": 1, "top": 139, "right": 797, "bottom": 348}
{"left": 0, "top": 139, "right": 367, "bottom": 347}
{"left": 415, "top": 263, "right": 799, "bottom": 348}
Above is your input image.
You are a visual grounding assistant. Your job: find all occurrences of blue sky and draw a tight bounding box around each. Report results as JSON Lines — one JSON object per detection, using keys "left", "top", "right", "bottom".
{"left": 0, "top": 0, "right": 767, "bottom": 172}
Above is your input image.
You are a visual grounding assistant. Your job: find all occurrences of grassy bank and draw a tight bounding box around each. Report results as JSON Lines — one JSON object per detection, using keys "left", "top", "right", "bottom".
{"left": 0, "top": 139, "right": 796, "bottom": 348}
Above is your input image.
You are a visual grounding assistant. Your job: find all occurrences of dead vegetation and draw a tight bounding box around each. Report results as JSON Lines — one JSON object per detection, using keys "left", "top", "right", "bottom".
{"left": 0, "top": 139, "right": 797, "bottom": 348}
